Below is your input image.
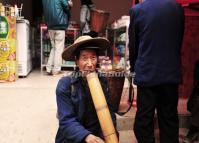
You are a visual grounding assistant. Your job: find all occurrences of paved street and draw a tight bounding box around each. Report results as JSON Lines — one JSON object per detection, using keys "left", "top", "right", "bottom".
{"left": 0, "top": 70, "right": 189, "bottom": 143}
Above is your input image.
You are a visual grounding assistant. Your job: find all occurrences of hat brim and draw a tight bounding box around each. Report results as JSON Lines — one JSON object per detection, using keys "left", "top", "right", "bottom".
{"left": 62, "top": 37, "right": 110, "bottom": 61}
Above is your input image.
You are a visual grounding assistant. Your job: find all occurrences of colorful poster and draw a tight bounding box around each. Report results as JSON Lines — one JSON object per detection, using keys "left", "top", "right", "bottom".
{"left": 0, "top": 16, "right": 16, "bottom": 82}
{"left": 0, "top": 16, "right": 16, "bottom": 39}
{"left": 0, "top": 60, "right": 17, "bottom": 82}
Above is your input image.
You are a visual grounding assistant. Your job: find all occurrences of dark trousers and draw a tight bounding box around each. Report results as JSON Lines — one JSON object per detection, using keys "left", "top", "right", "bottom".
{"left": 188, "top": 86, "right": 199, "bottom": 127}
{"left": 134, "top": 84, "right": 179, "bottom": 143}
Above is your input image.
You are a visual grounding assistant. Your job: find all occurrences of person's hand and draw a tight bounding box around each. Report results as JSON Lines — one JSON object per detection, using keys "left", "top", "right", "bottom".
{"left": 85, "top": 134, "right": 105, "bottom": 143}
{"left": 68, "top": 0, "right": 73, "bottom": 8}
{"left": 89, "top": 4, "right": 95, "bottom": 10}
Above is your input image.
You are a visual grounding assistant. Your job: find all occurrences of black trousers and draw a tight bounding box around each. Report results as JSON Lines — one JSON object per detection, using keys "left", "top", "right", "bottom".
{"left": 188, "top": 86, "right": 199, "bottom": 127}
{"left": 134, "top": 84, "right": 179, "bottom": 143}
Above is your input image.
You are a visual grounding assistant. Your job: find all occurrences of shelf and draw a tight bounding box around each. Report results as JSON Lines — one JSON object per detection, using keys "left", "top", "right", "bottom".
{"left": 41, "top": 64, "right": 76, "bottom": 68}
{"left": 115, "top": 41, "right": 126, "bottom": 45}
{"left": 107, "top": 26, "right": 126, "bottom": 32}
{"left": 106, "top": 26, "right": 129, "bottom": 71}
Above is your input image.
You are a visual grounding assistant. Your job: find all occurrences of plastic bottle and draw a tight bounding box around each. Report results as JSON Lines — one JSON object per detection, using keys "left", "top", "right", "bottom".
{"left": 10, "top": 7, "right": 15, "bottom": 17}
{"left": 0, "top": 5, "right": 5, "bottom": 16}
{"left": 14, "top": 4, "right": 18, "bottom": 17}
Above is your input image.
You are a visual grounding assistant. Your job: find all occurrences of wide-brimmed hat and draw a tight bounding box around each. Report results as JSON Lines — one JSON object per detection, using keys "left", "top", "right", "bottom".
{"left": 62, "top": 35, "right": 110, "bottom": 61}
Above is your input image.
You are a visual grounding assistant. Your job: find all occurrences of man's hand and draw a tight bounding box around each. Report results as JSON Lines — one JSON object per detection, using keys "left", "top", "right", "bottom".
{"left": 85, "top": 134, "right": 105, "bottom": 143}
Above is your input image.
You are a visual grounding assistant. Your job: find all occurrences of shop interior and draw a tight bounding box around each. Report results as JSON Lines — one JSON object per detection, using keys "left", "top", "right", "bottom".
{"left": 0, "top": 0, "right": 133, "bottom": 74}
{"left": 1, "top": 0, "right": 199, "bottom": 143}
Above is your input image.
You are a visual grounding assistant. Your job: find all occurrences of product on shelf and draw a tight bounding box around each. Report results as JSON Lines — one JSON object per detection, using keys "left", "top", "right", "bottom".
{"left": 0, "top": 4, "right": 5, "bottom": 16}
{"left": 99, "top": 56, "right": 112, "bottom": 72}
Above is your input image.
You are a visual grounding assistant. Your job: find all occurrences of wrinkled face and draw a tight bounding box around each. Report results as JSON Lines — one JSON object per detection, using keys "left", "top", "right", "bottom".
{"left": 76, "top": 49, "right": 97, "bottom": 75}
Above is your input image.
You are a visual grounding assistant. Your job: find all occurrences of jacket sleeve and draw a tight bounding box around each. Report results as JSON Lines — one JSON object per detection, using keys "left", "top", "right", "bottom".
{"left": 60, "top": 0, "right": 71, "bottom": 20}
{"left": 128, "top": 7, "right": 138, "bottom": 73}
{"left": 60, "top": 0, "right": 69, "bottom": 8}
{"left": 56, "top": 77, "right": 90, "bottom": 143}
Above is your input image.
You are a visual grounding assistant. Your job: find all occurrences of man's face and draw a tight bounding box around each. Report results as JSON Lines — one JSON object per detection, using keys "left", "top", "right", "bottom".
{"left": 76, "top": 49, "right": 97, "bottom": 75}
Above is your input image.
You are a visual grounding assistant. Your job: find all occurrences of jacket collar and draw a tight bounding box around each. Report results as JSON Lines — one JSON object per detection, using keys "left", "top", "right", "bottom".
{"left": 70, "top": 71, "right": 86, "bottom": 84}
{"left": 70, "top": 75, "right": 79, "bottom": 84}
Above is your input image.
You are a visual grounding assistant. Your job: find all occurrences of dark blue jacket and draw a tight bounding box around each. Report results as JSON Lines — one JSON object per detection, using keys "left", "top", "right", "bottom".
{"left": 128, "top": 0, "right": 184, "bottom": 86}
{"left": 42, "top": 0, "right": 70, "bottom": 30}
{"left": 55, "top": 73, "right": 116, "bottom": 143}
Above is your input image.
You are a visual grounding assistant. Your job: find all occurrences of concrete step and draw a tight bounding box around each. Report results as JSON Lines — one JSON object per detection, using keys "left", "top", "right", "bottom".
{"left": 118, "top": 128, "right": 188, "bottom": 143}
{"left": 116, "top": 98, "right": 191, "bottom": 131}
{"left": 117, "top": 112, "right": 190, "bottom": 131}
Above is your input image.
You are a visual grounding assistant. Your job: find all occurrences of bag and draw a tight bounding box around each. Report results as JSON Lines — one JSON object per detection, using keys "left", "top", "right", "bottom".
{"left": 107, "top": 75, "right": 134, "bottom": 115}
{"left": 90, "top": 9, "right": 110, "bottom": 33}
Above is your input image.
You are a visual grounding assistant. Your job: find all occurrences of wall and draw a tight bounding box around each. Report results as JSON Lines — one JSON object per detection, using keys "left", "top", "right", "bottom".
{"left": 179, "top": 8, "right": 199, "bottom": 98}
{"left": 71, "top": 0, "right": 132, "bottom": 24}
{"left": 1, "top": 0, "right": 132, "bottom": 25}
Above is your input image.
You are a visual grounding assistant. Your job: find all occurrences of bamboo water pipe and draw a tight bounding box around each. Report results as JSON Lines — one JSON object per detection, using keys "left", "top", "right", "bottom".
{"left": 86, "top": 72, "right": 119, "bottom": 143}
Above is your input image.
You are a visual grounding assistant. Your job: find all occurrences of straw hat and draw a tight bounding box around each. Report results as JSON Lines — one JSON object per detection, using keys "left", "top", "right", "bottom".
{"left": 62, "top": 35, "right": 110, "bottom": 61}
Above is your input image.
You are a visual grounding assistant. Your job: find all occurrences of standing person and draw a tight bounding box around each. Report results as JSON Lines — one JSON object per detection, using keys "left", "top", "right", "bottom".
{"left": 42, "top": 0, "right": 73, "bottom": 75}
{"left": 128, "top": 0, "right": 184, "bottom": 143}
{"left": 80, "top": 0, "right": 97, "bottom": 37}
{"left": 55, "top": 35, "right": 117, "bottom": 143}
